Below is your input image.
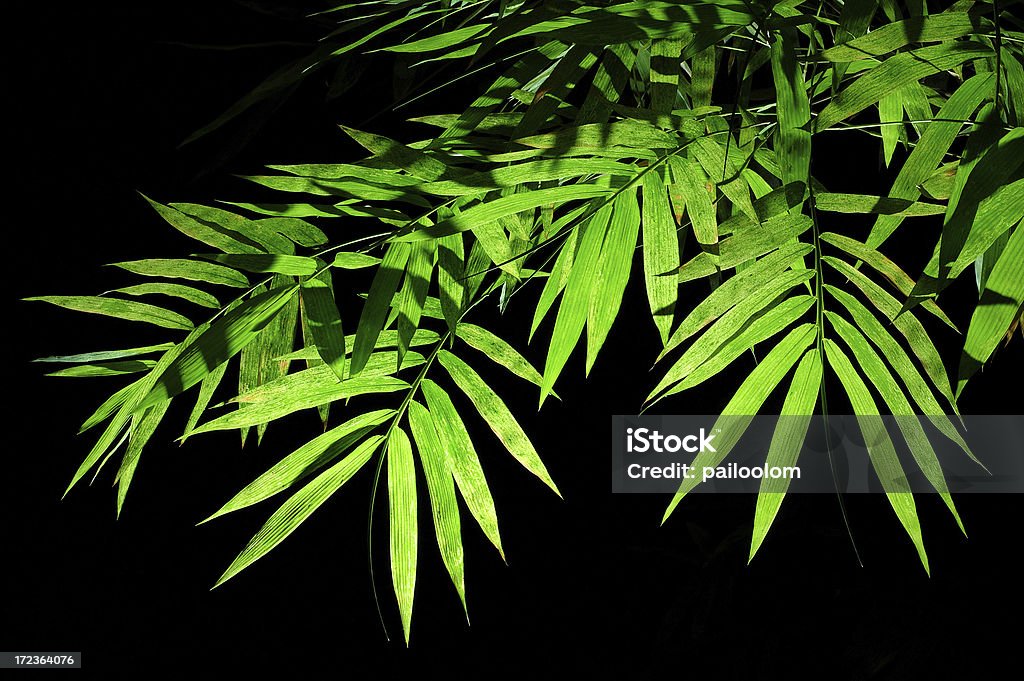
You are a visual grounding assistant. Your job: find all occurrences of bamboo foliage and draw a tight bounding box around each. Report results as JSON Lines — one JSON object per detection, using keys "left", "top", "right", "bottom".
{"left": 28, "top": 0, "right": 1024, "bottom": 642}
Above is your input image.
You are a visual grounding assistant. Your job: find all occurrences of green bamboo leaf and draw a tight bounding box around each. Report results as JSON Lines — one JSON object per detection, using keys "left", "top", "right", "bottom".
{"left": 816, "top": 43, "right": 991, "bottom": 132}
{"left": 67, "top": 323, "right": 210, "bottom": 492}
{"left": 351, "top": 242, "right": 411, "bottom": 376}
{"left": 262, "top": 216, "right": 328, "bottom": 247}
{"left": 301, "top": 277, "right": 346, "bottom": 381}
{"left": 196, "top": 254, "right": 319, "bottom": 276}
{"left": 641, "top": 171, "right": 680, "bottom": 343}
{"left": 824, "top": 284, "right": 976, "bottom": 463}
{"left": 456, "top": 324, "right": 549, "bottom": 395}
{"left": 332, "top": 252, "right": 382, "bottom": 269}
{"left": 771, "top": 27, "right": 811, "bottom": 187}
{"left": 660, "top": 243, "right": 813, "bottom": 360}
{"left": 650, "top": 270, "right": 815, "bottom": 401}
{"left": 911, "top": 127, "right": 1024, "bottom": 298}
{"left": 749, "top": 349, "right": 821, "bottom": 562}
{"left": 110, "top": 258, "right": 249, "bottom": 288}
{"left": 45, "top": 361, "right": 155, "bottom": 378}
{"left": 958, "top": 224, "right": 1024, "bottom": 396}
{"left": 238, "top": 277, "right": 300, "bottom": 444}
{"left": 663, "top": 324, "right": 816, "bottom": 522}
{"left": 815, "top": 194, "right": 946, "bottom": 217}
{"left": 340, "top": 125, "right": 448, "bottom": 181}
{"left": 203, "top": 410, "right": 393, "bottom": 523}
{"left": 667, "top": 156, "right": 718, "bottom": 250}
{"left": 438, "top": 350, "right": 559, "bottom": 496}
{"left": 408, "top": 401, "right": 466, "bottom": 614}
{"left": 107, "top": 283, "right": 220, "bottom": 309}
{"left": 420, "top": 379, "right": 503, "bottom": 560}
{"left": 398, "top": 241, "right": 435, "bottom": 368}
{"left": 193, "top": 370, "right": 410, "bottom": 435}
{"left": 214, "top": 435, "right": 384, "bottom": 588}
{"left": 868, "top": 73, "right": 993, "bottom": 248}
{"left": 142, "top": 195, "right": 262, "bottom": 254}
{"left": 79, "top": 378, "right": 143, "bottom": 434}
{"left": 922, "top": 179, "right": 1024, "bottom": 283}
{"left": 182, "top": 362, "right": 228, "bottom": 442}
{"left": 530, "top": 224, "right": 579, "bottom": 340}
{"left": 691, "top": 45, "right": 715, "bottom": 109}
{"left": 115, "top": 399, "right": 172, "bottom": 516}
{"left": 172, "top": 203, "right": 294, "bottom": 254}
{"left": 650, "top": 38, "right": 682, "bottom": 113}
{"left": 25, "top": 296, "right": 193, "bottom": 331}
{"left": 823, "top": 339, "right": 929, "bottom": 574}
{"left": 677, "top": 214, "right": 812, "bottom": 283}
{"left": 396, "top": 186, "right": 610, "bottom": 241}
{"left": 827, "top": 311, "right": 965, "bottom": 532}
{"left": 587, "top": 189, "right": 640, "bottom": 373}
{"left": 879, "top": 90, "right": 902, "bottom": 167}
{"left": 137, "top": 285, "right": 299, "bottom": 410}
{"left": 275, "top": 329, "right": 441, "bottom": 362}
{"left": 823, "top": 256, "right": 956, "bottom": 411}
{"left": 820, "top": 232, "right": 957, "bottom": 330}
{"left": 816, "top": 12, "right": 981, "bottom": 62}
{"left": 541, "top": 204, "right": 612, "bottom": 406}
{"left": 35, "top": 344, "right": 175, "bottom": 364}
{"left": 515, "top": 121, "right": 678, "bottom": 150}
{"left": 661, "top": 297, "right": 816, "bottom": 398}
{"left": 437, "top": 233, "right": 465, "bottom": 336}
{"left": 379, "top": 23, "right": 487, "bottom": 53}
{"left": 387, "top": 426, "right": 417, "bottom": 645}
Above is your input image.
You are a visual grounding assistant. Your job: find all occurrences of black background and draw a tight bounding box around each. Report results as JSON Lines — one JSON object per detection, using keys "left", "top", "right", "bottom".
{"left": 7, "top": 3, "right": 1023, "bottom": 677}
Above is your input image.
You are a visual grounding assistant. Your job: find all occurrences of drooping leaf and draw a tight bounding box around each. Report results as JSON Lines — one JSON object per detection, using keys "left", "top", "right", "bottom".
{"left": 408, "top": 401, "right": 466, "bottom": 614}
{"left": 420, "top": 379, "right": 503, "bottom": 560}
{"left": 214, "top": 435, "right": 384, "bottom": 587}
{"left": 387, "top": 426, "right": 417, "bottom": 645}
{"left": 25, "top": 296, "right": 193, "bottom": 331}
{"left": 438, "top": 350, "right": 559, "bottom": 496}
{"left": 749, "top": 349, "right": 821, "bottom": 562}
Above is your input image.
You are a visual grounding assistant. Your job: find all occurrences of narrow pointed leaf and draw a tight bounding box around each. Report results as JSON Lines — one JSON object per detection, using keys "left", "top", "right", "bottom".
{"left": 388, "top": 426, "right": 417, "bottom": 645}
{"left": 214, "top": 435, "right": 383, "bottom": 588}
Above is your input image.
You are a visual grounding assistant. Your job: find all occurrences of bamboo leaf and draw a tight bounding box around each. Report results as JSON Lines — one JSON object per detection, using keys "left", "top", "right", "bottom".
{"left": 110, "top": 259, "right": 249, "bottom": 288}
{"left": 438, "top": 350, "right": 559, "bottom": 496}
{"left": 823, "top": 339, "right": 929, "bottom": 574}
{"left": 587, "top": 188, "right": 640, "bottom": 373}
{"left": 387, "top": 426, "right": 417, "bottom": 645}
{"left": 815, "top": 43, "right": 991, "bottom": 132}
{"left": 749, "top": 349, "right": 821, "bottom": 562}
{"left": 660, "top": 243, "right": 814, "bottom": 360}
{"left": 25, "top": 296, "right": 193, "bottom": 331}
{"left": 958, "top": 224, "right": 1024, "bottom": 395}
{"left": 108, "top": 283, "right": 220, "bottom": 309}
{"left": 541, "top": 204, "right": 612, "bottom": 406}
{"left": 458, "top": 323, "right": 547, "bottom": 392}
{"left": 827, "top": 311, "right": 965, "bottom": 532}
{"left": 420, "top": 379, "right": 503, "bottom": 560}
{"left": 663, "top": 324, "right": 816, "bottom": 522}
{"left": 771, "top": 27, "right": 811, "bottom": 187}
{"left": 203, "top": 410, "right": 394, "bottom": 523}
{"left": 214, "top": 435, "right": 384, "bottom": 587}
{"left": 823, "top": 256, "right": 956, "bottom": 411}
{"left": 301, "top": 277, "right": 346, "bottom": 381}
{"left": 408, "top": 401, "right": 466, "bottom": 614}
{"left": 196, "top": 254, "right": 319, "bottom": 276}
{"left": 820, "top": 232, "right": 957, "bottom": 330}
{"left": 137, "top": 285, "right": 299, "bottom": 410}
{"left": 351, "top": 242, "right": 410, "bottom": 376}
{"left": 641, "top": 170, "right": 680, "bottom": 343}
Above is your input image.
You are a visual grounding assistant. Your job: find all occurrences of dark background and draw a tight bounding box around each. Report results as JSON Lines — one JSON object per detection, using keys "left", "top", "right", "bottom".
{"left": 6, "top": 3, "right": 1022, "bottom": 677}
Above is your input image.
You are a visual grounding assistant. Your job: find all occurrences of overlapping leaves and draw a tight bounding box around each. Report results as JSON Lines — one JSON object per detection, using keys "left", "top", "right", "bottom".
{"left": 31, "top": 0, "right": 1024, "bottom": 642}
